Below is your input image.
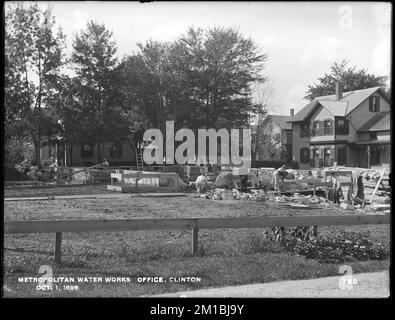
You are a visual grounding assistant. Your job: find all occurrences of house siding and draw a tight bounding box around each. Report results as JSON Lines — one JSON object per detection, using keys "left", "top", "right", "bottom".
{"left": 346, "top": 93, "right": 390, "bottom": 142}
{"left": 71, "top": 142, "right": 136, "bottom": 166}
{"left": 309, "top": 105, "right": 335, "bottom": 143}
{"left": 291, "top": 122, "right": 310, "bottom": 169}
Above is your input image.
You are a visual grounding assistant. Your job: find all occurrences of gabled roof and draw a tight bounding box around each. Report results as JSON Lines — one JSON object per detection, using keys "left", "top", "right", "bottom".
{"left": 289, "top": 86, "right": 388, "bottom": 122}
{"left": 261, "top": 115, "right": 292, "bottom": 130}
{"left": 358, "top": 111, "right": 390, "bottom": 132}
{"left": 270, "top": 115, "right": 292, "bottom": 130}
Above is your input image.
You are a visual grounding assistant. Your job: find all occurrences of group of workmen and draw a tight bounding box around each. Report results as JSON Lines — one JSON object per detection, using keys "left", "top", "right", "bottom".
{"left": 195, "top": 165, "right": 289, "bottom": 194}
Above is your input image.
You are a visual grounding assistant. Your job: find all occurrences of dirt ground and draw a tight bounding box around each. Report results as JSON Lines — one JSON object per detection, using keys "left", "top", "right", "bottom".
{"left": 3, "top": 184, "right": 391, "bottom": 297}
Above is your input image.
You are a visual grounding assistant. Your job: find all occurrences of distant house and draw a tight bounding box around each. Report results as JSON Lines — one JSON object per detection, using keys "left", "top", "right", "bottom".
{"left": 288, "top": 84, "right": 391, "bottom": 169}
{"left": 40, "top": 140, "right": 136, "bottom": 167}
{"left": 254, "top": 111, "right": 293, "bottom": 163}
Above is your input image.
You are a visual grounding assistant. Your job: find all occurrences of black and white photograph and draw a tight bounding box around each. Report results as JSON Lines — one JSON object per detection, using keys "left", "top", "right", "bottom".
{"left": 2, "top": 1, "right": 391, "bottom": 302}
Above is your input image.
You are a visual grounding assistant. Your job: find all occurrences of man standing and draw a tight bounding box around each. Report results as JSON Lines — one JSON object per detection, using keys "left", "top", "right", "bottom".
{"left": 273, "top": 165, "right": 288, "bottom": 192}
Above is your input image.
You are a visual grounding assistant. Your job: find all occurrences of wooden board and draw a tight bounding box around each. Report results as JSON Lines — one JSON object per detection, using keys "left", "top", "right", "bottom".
{"left": 5, "top": 214, "right": 389, "bottom": 234}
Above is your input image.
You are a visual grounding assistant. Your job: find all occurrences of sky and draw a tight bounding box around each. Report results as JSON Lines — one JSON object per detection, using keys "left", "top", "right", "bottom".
{"left": 7, "top": 1, "right": 392, "bottom": 116}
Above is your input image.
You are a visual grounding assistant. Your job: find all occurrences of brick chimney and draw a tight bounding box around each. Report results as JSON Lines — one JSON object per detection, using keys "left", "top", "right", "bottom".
{"left": 335, "top": 81, "right": 343, "bottom": 100}
{"left": 290, "top": 108, "right": 294, "bottom": 117}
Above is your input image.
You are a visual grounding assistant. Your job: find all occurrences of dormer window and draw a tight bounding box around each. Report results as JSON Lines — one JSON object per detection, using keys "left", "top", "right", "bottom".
{"left": 335, "top": 118, "right": 349, "bottom": 135}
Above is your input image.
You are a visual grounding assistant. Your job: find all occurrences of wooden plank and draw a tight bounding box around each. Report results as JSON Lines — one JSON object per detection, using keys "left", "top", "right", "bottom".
{"left": 196, "top": 214, "right": 390, "bottom": 229}
{"left": 4, "top": 218, "right": 198, "bottom": 234}
{"left": 55, "top": 233, "right": 62, "bottom": 264}
{"left": 192, "top": 228, "right": 198, "bottom": 255}
{"left": 4, "top": 215, "right": 389, "bottom": 235}
{"left": 121, "top": 173, "right": 177, "bottom": 179}
{"left": 370, "top": 168, "right": 386, "bottom": 203}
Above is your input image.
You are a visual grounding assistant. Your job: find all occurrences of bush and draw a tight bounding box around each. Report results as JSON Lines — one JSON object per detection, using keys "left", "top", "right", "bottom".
{"left": 282, "top": 231, "right": 389, "bottom": 263}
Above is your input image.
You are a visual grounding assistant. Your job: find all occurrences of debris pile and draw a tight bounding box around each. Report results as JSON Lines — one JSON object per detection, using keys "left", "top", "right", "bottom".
{"left": 272, "top": 194, "right": 333, "bottom": 209}
{"left": 200, "top": 188, "right": 268, "bottom": 202}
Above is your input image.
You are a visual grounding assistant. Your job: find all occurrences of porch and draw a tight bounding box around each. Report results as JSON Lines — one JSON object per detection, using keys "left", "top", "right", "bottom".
{"left": 349, "top": 141, "right": 391, "bottom": 169}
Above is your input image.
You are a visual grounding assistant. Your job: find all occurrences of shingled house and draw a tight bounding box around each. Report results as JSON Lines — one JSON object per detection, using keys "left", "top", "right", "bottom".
{"left": 288, "top": 84, "right": 391, "bottom": 169}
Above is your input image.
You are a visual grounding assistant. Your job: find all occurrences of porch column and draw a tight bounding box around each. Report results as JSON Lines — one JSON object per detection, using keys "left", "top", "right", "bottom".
{"left": 367, "top": 145, "right": 371, "bottom": 168}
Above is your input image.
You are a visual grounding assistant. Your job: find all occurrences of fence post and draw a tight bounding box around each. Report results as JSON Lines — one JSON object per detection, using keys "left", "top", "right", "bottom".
{"left": 55, "top": 232, "right": 62, "bottom": 264}
{"left": 192, "top": 228, "right": 198, "bottom": 255}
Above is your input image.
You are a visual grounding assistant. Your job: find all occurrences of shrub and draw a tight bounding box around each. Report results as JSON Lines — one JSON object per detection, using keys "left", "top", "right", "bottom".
{"left": 282, "top": 231, "right": 389, "bottom": 263}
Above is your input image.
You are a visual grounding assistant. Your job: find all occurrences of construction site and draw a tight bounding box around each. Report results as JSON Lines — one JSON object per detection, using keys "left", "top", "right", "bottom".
{"left": 3, "top": 1, "right": 391, "bottom": 299}
{"left": 4, "top": 157, "right": 391, "bottom": 297}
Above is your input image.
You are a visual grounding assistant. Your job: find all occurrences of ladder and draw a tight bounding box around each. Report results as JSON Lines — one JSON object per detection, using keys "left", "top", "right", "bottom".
{"left": 136, "top": 148, "right": 144, "bottom": 171}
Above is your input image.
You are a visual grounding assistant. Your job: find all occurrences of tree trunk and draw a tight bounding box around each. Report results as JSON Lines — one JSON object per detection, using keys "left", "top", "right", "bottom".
{"left": 33, "top": 139, "right": 41, "bottom": 167}
{"left": 97, "top": 141, "right": 101, "bottom": 163}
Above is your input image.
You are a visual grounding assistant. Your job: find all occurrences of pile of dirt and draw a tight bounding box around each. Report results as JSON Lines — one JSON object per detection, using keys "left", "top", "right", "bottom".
{"left": 4, "top": 166, "right": 32, "bottom": 181}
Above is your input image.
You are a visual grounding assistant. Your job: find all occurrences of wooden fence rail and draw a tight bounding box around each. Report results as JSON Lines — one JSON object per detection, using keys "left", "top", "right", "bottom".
{"left": 4, "top": 214, "right": 390, "bottom": 263}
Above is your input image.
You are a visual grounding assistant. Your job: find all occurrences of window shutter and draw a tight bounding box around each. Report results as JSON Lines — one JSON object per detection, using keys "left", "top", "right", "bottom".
{"left": 369, "top": 96, "right": 373, "bottom": 111}
{"left": 375, "top": 96, "right": 380, "bottom": 112}
{"left": 319, "top": 121, "right": 325, "bottom": 136}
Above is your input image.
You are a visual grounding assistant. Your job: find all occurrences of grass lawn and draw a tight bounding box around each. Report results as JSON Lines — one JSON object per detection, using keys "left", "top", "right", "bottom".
{"left": 3, "top": 185, "right": 391, "bottom": 297}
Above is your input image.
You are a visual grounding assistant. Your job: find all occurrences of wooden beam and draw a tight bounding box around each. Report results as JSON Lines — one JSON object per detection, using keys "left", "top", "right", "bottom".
{"left": 370, "top": 168, "right": 386, "bottom": 203}
{"left": 4, "top": 218, "right": 198, "bottom": 234}
{"left": 4, "top": 215, "right": 389, "bottom": 235}
{"left": 196, "top": 214, "right": 389, "bottom": 229}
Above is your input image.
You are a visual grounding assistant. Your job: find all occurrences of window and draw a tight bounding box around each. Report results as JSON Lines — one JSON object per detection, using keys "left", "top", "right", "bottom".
{"left": 300, "top": 122, "right": 310, "bottom": 138}
{"left": 81, "top": 144, "right": 93, "bottom": 158}
{"left": 369, "top": 132, "right": 377, "bottom": 140}
{"left": 110, "top": 142, "right": 123, "bottom": 159}
{"left": 324, "top": 119, "right": 333, "bottom": 135}
{"left": 369, "top": 96, "right": 380, "bottom": 112}
{"left": 311, "top": 121, "right": 320, "bottom": 136}
{"left": 300, "top": 148, "right": 310, "bottom": 164}
{"left": 335, "top": 118, "right": 349, "bottom": 135}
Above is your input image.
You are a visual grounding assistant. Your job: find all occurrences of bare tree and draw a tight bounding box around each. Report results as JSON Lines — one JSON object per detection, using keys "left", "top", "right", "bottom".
{"left": 249, "top": 81, "right": 275, "bottom": 161}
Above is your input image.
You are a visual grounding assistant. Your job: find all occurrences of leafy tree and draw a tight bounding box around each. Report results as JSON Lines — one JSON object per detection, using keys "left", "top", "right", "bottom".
{"left": 172, "top": 27, "right": 267, "bottom": 129}
{"left": 4, "top": 3, "right": 66, "bottom": 165}
{"left": 305, "top": 60, "right": 388, "bottom": 100}
{"left": 66, "top": 21, "right": 129, "bottom": 160}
